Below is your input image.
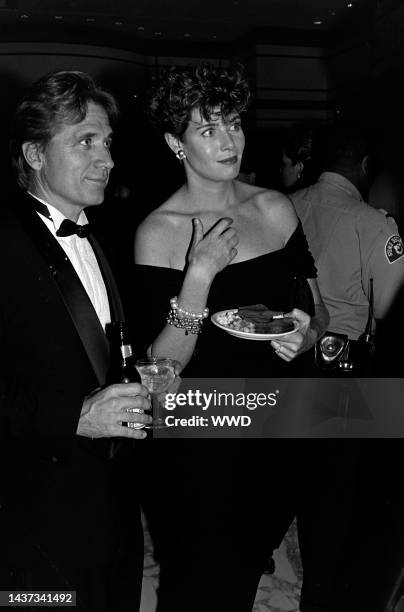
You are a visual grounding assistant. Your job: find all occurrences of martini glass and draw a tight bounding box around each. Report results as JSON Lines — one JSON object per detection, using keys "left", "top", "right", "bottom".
{"left": 135, "top": 357, "right": 176, "bottom": 429}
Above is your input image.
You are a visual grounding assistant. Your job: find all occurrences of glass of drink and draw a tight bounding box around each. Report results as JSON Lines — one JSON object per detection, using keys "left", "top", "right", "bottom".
{"left": 135, "top": 357, "right": 176, "bottom": 429}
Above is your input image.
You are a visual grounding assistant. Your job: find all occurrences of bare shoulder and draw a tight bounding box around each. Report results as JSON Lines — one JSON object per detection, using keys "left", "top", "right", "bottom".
{"left": 246, "top": 185, "right": 298, "bottom": 237}
{"left": 134, "top": 194, "right": 184, "bottom": 265}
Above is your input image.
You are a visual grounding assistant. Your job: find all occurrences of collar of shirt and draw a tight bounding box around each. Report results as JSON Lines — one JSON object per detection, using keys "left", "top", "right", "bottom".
{"left": 318, "top": 172, "right": 363, "bottom": 203}
{"left": 27, "top": 192, "right": 89, "bottom": 236}
{"left": 27, "top": 193, "right": 111, "bottom": 330}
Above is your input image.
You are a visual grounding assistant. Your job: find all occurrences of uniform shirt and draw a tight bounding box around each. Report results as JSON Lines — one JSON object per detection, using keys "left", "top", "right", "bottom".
{"left": 291, "top": 172, "right": 404, "bottom": 339}
{"left": 31, "top": 195, "right": 111, "bottom": 331}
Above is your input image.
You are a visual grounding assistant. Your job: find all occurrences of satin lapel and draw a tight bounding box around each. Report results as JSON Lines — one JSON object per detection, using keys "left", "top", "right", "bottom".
{"left": 16, "top": 196, "right": 109, "bottom": 386}
{"left": 88, "top": 233, "right": 125, "bottom": 322}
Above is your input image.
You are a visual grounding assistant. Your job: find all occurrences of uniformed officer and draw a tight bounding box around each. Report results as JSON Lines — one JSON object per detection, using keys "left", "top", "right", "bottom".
{"left": 289, "top": 126, "right": 404, "bottom": 611}
{"left": 291, "top": 135, "right": 404, "bottom": 344}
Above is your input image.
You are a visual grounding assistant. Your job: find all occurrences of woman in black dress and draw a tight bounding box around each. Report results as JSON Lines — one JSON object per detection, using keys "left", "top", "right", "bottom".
{"left": 135, "top": 63, "right": 329, "bottom": 611}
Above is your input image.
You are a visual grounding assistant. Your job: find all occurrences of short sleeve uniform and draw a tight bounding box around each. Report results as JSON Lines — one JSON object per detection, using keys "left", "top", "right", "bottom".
{"left": 291, "top": 172, "right": 404, "bottom": 339}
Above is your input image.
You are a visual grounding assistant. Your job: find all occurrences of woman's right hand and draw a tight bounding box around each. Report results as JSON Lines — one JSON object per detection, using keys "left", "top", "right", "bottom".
{"left": 187, "top": 217, "right": 239, "bottom": 281}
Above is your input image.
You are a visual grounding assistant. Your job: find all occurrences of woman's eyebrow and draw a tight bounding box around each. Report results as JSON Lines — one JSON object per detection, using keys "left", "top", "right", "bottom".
{"left": 195, "top": 121, "right": 217, "bottom": 131}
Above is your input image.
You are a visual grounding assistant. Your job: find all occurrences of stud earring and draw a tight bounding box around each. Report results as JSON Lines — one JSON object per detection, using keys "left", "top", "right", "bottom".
{"left": 176, "top": 149, "right": 186, "bottom": 161}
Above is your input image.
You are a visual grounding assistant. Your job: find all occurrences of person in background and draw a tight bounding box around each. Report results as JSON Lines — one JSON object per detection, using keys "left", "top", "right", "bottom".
{"left": 291, "top": 125, "right": 404, "bottom": 348}
{"left": 368, "top": 152, "right": 404, "bottom": 235}
{"left": 0, "top": 71, "right": 151, "bottom": 611}
{"left": 134, "top": 62, "right": 328, "bottom": 612}
{"left": 290, "top": 125, "right": 404, "bottom": 610}
{"left": 280, "top": 124, "right": 323, "bottom": 194}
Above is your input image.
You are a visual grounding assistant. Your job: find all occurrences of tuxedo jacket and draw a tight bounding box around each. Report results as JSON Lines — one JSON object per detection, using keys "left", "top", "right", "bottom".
{"left": 0, "top": 191, "right": 139, "bottom": 571}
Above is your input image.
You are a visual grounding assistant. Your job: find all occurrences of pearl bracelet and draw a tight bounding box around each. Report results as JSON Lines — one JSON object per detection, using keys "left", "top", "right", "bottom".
{"left": 169, "top": 296, "right": 209, "bottom": 320}
{"left": 167, "top": 310, "right": 204, "bottom": 335}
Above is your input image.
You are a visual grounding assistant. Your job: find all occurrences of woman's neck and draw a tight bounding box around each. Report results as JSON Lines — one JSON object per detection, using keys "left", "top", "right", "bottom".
{"left": 183, "top": 176, "right": 238, "bottom": 212}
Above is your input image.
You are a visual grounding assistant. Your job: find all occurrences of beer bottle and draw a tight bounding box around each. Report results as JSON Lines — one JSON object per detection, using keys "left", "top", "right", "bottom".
{"left": 105, "top": 321, "right": 141, "bottom": 384}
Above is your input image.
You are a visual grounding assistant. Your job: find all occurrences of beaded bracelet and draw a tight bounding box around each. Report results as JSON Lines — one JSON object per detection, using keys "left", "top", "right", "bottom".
{"left": 169, "top": 296, "right": 209, "bottom": 320}
{"left": 167, "top": 297, "right": 210, "bottom": 335}
{"left": 167, "top": 310, "right": 204, "bottom": 335}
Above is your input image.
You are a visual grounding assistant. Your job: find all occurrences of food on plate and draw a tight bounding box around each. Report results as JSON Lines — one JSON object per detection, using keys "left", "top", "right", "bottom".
{"left": 215, "top": 310, "right": 255, "bottom": 333}
{"left": 263, "top": 319, "right": 296, "bottom": 334}
{"left": 238, "top": 304, "right": 295, "bottom": 333}
{"left": 214, "top": 305, "right": 297, "bottom": 335}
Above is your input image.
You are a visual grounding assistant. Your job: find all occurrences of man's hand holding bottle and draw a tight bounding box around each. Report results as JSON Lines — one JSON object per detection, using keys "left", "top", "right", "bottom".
{"left": 77, "top": 321, "right": 152, "bottom": 438}
{"left": 77, "top": 383, "right": 152, "bottom": 439}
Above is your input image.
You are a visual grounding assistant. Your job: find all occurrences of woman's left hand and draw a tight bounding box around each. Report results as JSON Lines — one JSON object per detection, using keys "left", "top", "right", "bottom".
{"left": 270, "top": 308, "right": 315, "bottom": 362}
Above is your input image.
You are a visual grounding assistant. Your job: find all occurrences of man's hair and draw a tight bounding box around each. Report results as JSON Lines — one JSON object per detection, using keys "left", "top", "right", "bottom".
{"left": 10, "top": 70, "right": 119, "bottom": 190}
{"left": 323, "top": 126, "right": 369, "bottom": 173}
{"left": 147, "top": 62, "right": 251, "bottom": 138}
{"left": 283, "top": 125, "right": 316, "bottom": 166}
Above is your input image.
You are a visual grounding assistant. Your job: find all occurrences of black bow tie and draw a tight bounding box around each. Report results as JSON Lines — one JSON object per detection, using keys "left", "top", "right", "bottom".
{"left": 29, "top": 197, "right": 91, "bottom": 239}
{"left": 56, "top": 219, "right": 92, "bottom": 238}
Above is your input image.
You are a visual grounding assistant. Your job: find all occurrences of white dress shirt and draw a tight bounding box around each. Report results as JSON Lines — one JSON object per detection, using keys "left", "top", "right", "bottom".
{"left": 30, "top": 194, "right": 111, "bottom": 331}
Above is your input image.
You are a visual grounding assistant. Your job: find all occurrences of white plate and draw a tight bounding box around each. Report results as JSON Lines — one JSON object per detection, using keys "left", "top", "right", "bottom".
{"left": 211, "top": 309, "right": 299, "bottom": 341}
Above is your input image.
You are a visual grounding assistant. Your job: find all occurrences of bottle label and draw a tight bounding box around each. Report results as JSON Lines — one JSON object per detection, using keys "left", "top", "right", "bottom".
{"left": 120, "top": 344, "right": 133, "bottom": 359}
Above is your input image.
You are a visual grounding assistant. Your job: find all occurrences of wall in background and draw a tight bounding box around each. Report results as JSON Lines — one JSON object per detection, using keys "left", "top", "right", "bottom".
{"left": 254, "top": 44, "right": 332, "bottom": 130}
{"left": 0, "top": 41, "right": 147, "bottom": 108}
{"left": 329, "top": 0, "right": 404, "bottom": 132}
{"left": 1, "top": 20, "right": 402, "bottom": 194}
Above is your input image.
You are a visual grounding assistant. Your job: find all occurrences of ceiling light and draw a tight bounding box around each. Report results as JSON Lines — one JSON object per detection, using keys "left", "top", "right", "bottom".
{"left": 347, "top": 2, "right": 353, "bottom": 7}
{"left": 313, "top": 20, "right": 322, "bottom": 25}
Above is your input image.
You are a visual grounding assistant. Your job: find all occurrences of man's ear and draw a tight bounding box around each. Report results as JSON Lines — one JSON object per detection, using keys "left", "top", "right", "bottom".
{"left": 22, "top": 142, "right": 43, "bottom": 171}
{"left": 361, "top": 154, "right": 369, "bottom": 177}
{"left": 164, "top": 132, "right": 182, "bottom": 156}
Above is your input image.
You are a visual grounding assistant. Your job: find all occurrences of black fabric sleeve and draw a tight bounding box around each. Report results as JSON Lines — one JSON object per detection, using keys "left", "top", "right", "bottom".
{"left": 0, "top": 378, "right": 85, "bottom": 461}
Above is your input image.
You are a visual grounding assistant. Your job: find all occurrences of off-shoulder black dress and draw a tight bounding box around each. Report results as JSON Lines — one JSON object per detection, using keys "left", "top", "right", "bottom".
{"left": 135, "top": 222, "right": 319, "bottom": 612}
{"left": 135, "top": 221, "right": 317, "bottom": 376}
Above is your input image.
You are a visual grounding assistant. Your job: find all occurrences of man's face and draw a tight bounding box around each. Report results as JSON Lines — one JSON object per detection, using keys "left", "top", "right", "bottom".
{"left": 280, "top": 153, "right": 300, "bottom": 191}
{"left": 30, "top": 101, "right": 114, "bottom": 220}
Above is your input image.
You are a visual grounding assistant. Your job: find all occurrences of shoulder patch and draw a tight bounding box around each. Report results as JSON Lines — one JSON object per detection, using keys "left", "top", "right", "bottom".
{"left": 385, "top": 234, "right": 404, "bottom": 264}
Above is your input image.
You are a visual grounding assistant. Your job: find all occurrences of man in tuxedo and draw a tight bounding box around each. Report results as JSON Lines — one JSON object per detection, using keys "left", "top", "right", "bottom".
{"left": 0, "top": 71, "right": 151, "bottom": 611}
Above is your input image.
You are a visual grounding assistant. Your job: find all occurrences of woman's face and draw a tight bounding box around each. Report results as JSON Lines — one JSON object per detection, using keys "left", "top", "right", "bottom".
{"left": 180, "top": 107, "right": 245, "bottom": 182}
{"left": 280, "top": 153, "right": 301, "bottom": 191}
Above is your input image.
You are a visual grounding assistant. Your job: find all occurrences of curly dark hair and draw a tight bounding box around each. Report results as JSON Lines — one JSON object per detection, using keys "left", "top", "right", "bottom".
{"left": 147, "top": 63, "right": 251, "bottom": 138}
{"left": 10, "top": 70, "right": 119, "bottom": 190}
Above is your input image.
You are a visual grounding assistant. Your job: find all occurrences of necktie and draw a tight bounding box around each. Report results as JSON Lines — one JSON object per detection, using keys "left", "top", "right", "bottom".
{"left": 56, "top": 219, "right": 92, "bottom": 238}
